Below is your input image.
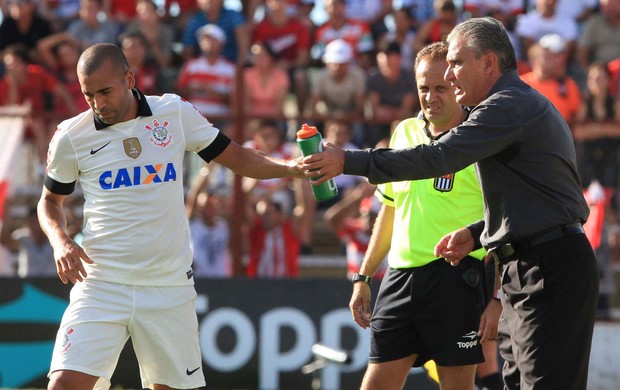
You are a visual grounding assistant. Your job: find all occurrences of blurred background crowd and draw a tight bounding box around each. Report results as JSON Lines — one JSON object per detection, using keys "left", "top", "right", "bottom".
{"left": 0, "top": 0, "right": 619, "bottom": 317}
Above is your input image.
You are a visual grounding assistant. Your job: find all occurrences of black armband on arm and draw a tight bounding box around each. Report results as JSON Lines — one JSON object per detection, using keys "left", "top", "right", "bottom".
{"left": 44, "top": 176, "right": 76, "bottom": 195}
{"left": 198, "top": 132, "right": 232, "bottom": 163}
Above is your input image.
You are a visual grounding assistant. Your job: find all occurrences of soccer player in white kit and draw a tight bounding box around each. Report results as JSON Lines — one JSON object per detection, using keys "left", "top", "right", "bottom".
{"left": 37, "top": 43, "right": 303, "bottom": 390}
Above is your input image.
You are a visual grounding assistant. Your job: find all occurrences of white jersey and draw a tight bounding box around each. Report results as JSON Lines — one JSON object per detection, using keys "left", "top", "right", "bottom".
{"left": 46, "top": 91, "right": 228, "bottom": 286}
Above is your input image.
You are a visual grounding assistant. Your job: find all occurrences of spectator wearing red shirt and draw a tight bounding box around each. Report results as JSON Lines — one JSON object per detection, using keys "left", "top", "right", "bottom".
{"left": 246, "top": 196, "right": 300, "bottom": 278}
{"left": 0, "top": 44, "right": 78, "bottom": 164}
{"left": 314, "top": 0, "right": 375, "bottom": 69}
{"left": 103, "top": 0, "right": 137, "bottom": 23}
{"left": 243, "top": 42, "right": 290, "bottom": 120}
{"left": 413, "top": 0, "right": 460, "bottom": 54}
{"left": 176, "top": 24, "right": 236, "bottom": 124}
{"left": 36, "top": 33, "right": 90, "bottom": 118}
{"left": 253, "top": 0, "right": 311, "bottom": 115}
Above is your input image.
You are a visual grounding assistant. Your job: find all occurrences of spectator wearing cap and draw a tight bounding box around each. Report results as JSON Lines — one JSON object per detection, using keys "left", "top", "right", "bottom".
{"left": 176, "top": 23, "right": 235, "bottom": 124}
{"left": 181, "top": 0, "right": 248, "bottom": 64}
{"left": 313, "top": 0, "right": 375, "bottom": 70}
{"left": 365, "top": 41, "right": 418, "bottom": 148}
{"left": 305, "top": 39, "right": 366, "bottom": 131}
{"left": 521, "top": 34, "right": 582, "bottom": 128}
{"left": 514, "top": 0, "right": 578, "bottom": 61}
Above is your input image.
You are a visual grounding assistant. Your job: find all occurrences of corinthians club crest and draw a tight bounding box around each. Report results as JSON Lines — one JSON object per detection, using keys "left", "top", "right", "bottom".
{"left": 145, "top": 119, "right": 173, "bottom": 148}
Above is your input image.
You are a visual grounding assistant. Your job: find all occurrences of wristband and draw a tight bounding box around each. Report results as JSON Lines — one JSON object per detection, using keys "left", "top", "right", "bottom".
{"left": 493, "top": 289, "right": 502, "bottom": 301}
{"left": 352, "top": 273, "right": 372, "bottom": 285}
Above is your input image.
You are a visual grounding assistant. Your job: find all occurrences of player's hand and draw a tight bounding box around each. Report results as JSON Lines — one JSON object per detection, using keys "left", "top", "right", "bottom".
{"left": 434, "top": 227, "right": 474, "bottom": 266}
{"left": 349, "top": 282, "right": 372, "bottom": 329}
{"left": 53, "top": 238, "right": 94, "bottom": 284}
{"left": 478, "top": 299, "right": 502, "bottom": 343}
{"left": 301, "top": 142, "right": 345, "bottom": 184}
{"left": 289, "top": 157, "right": 306, "bottom": 179}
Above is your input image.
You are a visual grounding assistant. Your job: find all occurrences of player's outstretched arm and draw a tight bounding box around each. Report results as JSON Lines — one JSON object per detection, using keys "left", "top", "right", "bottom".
{"left": 215, "top": 141, "right": 304, "bottom": 180}
{"left": 37, "top": 188, "right": 93, "bottom": 284}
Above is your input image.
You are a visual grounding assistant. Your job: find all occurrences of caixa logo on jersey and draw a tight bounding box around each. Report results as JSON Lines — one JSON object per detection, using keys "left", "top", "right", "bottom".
{"left": 99, "top": 163, "right": 177, "bottom": 190}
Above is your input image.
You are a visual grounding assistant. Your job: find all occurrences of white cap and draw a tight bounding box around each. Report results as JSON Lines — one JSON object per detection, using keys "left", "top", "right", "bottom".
{"left": 539, "top": 34, "right": 566, "bottom": 54}
{"left": 322, "top": 39, "right": 353, "bottom": 64}
{"left": 196, "top": 24, "right": 226, "bottom": 44}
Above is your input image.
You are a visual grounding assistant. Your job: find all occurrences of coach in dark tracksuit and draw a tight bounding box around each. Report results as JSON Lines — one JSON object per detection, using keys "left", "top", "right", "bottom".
{"left": 301, "top": 17, "right": 598, "bottom": 390}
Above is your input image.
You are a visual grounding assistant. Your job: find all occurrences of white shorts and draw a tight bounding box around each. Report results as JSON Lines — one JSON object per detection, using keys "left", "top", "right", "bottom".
{"left": 49, "top": 280, "right": 205, "bottom": 389}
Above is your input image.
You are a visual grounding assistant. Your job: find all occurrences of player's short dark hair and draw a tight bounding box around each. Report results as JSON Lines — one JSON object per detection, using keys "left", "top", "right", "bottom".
{"left": 415, "top": 41, "right": 448, "bottom": 68}
{"left": 78, "top": 43, "right": 129, "bottom": 77}
{"left": 447, "top": 17, "right": 517, "bottom": 73}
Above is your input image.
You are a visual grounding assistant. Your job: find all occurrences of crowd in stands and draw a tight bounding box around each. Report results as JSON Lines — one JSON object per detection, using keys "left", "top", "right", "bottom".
{"left": 0, "top": 0, "right": 619, "bottom": 307}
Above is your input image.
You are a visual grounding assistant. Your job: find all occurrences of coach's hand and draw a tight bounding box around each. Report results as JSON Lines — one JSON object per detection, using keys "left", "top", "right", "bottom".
{"left": 52, "top": 237, "right": 94, "bottom": 284}
{"left": 434, "top": 227, "right": 474, "bottom": 266}
{"left": 478, "top": 299, "right": 502, "bottom": 343}
{"left": 301, "top": 142, "right": 345, "bottom": 184}
{"left": 350, "top": 282, "right": 372, "bottom": 329}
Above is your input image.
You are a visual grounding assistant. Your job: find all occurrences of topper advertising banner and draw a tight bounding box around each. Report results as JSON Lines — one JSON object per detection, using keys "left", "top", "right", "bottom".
{"left": 0, "top": 278, "right": 439, "bottom": 389}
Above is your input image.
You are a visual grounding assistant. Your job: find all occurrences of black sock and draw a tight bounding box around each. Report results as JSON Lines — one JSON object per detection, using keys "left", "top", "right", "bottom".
{"left": 478, "top": 372, "right": 504, "bottom": 390}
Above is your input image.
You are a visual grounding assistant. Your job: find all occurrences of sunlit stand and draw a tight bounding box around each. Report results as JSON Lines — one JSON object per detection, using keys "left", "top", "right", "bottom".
{"left": 302, "top": 343, "right": 352, "bottom": 390}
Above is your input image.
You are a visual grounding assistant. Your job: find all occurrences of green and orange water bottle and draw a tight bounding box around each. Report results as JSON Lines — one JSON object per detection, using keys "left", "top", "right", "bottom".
{"left": 296, "top": 124, "right": 339, "bottom": 202}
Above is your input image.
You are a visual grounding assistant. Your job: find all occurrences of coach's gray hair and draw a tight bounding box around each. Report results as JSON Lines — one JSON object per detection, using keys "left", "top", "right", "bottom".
{"left": 78, "top": 43, "right": 129, "bottom": 76}
{"left": 447, "top": 17, "right": 517, "bottom": 73}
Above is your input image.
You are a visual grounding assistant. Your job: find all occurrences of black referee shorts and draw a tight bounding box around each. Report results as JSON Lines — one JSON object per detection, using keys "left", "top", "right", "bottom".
{"left": 369, "top": 256, "right": 485, "bottom": 367}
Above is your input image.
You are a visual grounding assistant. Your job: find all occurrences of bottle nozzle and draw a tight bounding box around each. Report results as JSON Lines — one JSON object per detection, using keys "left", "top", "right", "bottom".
{"left": 297, "top": 123, "right": 319, "bottom": 139}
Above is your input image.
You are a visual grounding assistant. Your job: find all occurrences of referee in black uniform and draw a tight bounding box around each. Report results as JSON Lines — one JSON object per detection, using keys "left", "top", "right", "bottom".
{"left": 301, "top": 17, "right": 598, "bottom": 390}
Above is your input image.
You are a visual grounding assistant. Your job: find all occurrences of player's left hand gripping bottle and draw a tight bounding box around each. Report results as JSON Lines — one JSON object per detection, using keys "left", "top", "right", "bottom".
{"left": 296, "top": 124, "right": 339, "bottom": 202}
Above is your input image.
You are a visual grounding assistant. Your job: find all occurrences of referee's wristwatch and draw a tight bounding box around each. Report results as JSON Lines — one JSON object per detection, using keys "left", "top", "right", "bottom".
{"left": 352, "top": 273, "right": 372, "bottom": 286}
